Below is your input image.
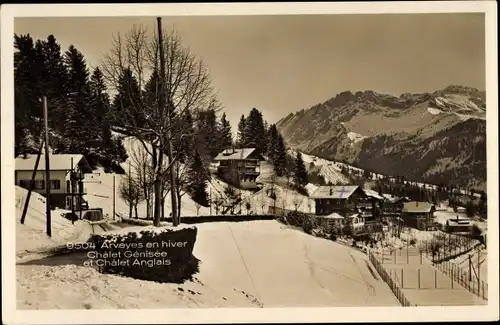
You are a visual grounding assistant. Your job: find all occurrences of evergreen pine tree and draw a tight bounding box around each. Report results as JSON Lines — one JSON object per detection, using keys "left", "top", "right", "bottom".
{"left": 40, "top": 35, "right": 69, "bottom": 134}
{"left": 177, "top": 109, "right": 195, "bottom": 163}
{"left": 195, "top": 108, "right": 220, "bottom": 160}
{"left": 112, "top": 68, "right": 143, "bottom": 128}
{"left": 274, "top": 134, "right": 288, "bottom": 177}
{"left": 244, "top": 108, "right": 266, "bottom": 154}
{"left": 63, "top": 45, "right": 93, "bottom": 155}
{"left": 187, "top": 150, "right": 211, "bottom": 206}
{"left": 14, "top": 34, "right": 45, "bottom": 155}
{"left": 90, "top": 67, "right": 127, "bottom": 172}
{"left": 219, "top": 112, "right": 233, "bottom": 150}
{"left": 293, "top": 151, "right": 308, "bottom": 189}
{"left": 266, "top": 124, "right": 279, "bottom": 162}
{"left": 236, "top": 114, "right": 246, "bottom": 147}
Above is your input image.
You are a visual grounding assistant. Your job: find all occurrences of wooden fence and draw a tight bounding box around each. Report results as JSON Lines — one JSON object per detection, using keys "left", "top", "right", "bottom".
{"left": 368, "top": 250, "right": 413, "bottom": 307}
{"left": 434, "top": 259, "right": 488, "bottom": 301}
{"left": 122, "top": 214, "right": 276, "bottom": 225}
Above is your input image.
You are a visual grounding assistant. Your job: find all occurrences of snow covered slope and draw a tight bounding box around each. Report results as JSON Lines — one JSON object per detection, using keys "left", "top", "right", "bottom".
{"left": 15, "top": 186, "right": 95, "bottom": 258}
{"left": 17, "top": 220, "right": 400, "bottom": 308}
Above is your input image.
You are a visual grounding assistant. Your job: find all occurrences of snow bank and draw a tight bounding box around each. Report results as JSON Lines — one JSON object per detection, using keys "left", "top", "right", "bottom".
{"left": 347, "top": 131, "right": 368, "bottom": 143}
{"left": 15, "top": 186, "right": 93, "bottom": 258}
{"left": 427, "top": 107, "right": 443, "bottom": 115}
{"left": 319, "top": 164, "right": 350, "bottom": 185}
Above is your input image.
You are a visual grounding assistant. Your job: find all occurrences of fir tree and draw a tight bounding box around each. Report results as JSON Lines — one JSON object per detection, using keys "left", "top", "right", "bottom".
{"left": 40, "top": 35, "right": 69, "bottom": 134}
{"left": 274, "top": 134, "right": 288, "bottom": 177}
{"left": 63, "top": 45, "right": 92, "bottom": 155}
{"left": 244, "top": 108, "right": 266, "bottom": 154}
{"left": 195, "top": 108, "right": 219, "bottom": 160}
{"left": 90, "top": 67, "right": 127, "bottom": 172}
{"left": 186, "top": 150, "right": 211, "bottom": 206}
{"left": 293, "top": 151, "right": 308, "bottom": 189}
{"left": 266, "top": 124, "right": 279, "bottom": 161}
{"left": 219, "top": 112, "right": 233, "bottom": 150}
{"left": 112, "top": 68, "right": 143, "bottom": 128}
{"left": 177, "top": 109, "right": 195, "bottom": 163}
{"left": 14, "top": 34, "right": 45, "bottom": 155}
{"left": 236, "top": 114, "right": 246, "bottom": 147}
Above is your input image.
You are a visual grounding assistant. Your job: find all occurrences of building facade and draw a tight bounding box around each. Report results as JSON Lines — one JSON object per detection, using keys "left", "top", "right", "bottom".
{"left": 15, "top": 154, "right": 93, "bottom": 209}
{"left": 213, "top": 148, "right": 262, "bottom": 190}
{"left": 401, "top": 201, "right": 435, "bottom": 231}
{"left": 311, "top": 185, "right": 373, "bottom": 217}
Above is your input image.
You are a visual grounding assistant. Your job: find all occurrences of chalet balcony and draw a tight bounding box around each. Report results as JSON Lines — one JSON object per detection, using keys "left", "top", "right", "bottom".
{"left": 70, "top": 171, "right": 85, "bottom": 180}
{"left": 217, "top": 165, "right": 260, "bottom": 175}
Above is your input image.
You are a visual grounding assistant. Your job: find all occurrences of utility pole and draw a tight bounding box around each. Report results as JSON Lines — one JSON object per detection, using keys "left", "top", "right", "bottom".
{"left": 43, "top": 96, "right": 52, "bottom": 237}
{"left": 209, "top": 187, "right": 212, "bottom": 216}
{"left": 70, "top": 157, "right": 74, "bottom": 217}
{"left": 20, "top": 139, "right": 45, "bottom": 224}
{"left": 157, "top": 16, "right": 179, "bottom": 226}
{"left": 113, "top": 175, "right": 116, "bottom": 221}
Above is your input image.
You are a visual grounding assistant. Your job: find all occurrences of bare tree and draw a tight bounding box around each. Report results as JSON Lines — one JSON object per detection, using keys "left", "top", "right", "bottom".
{"left": 119, "top": 173, "right": 144, "bottom": 219}
{"left": 128, "top": 142, "right": 155, "bottom": 219}
{"left": 292, "top": 192, "right": 302, "bottom": 212}
{"left": 213, "top": 194, "right": 224, "bottom": 215}
{"left": 101, "top": 22, "right": 218, "bottom": 226}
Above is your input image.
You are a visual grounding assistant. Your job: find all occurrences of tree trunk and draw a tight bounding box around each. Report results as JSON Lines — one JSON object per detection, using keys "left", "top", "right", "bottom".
{"left": 145, "top": 198, "right": 150, "bottom": 219}
{"left": 129, "top": 204, "right": 132, "bottom": 219}
{"left": 153, "top": 177, "right": 162, "bottom": 226}
{"left": 134, "top": 204, "right": 138, "bottom": 219}
{"left": 161, "top": 197, "right": 165, "bottom": 221}
{"left": 176, "top": 190, "right": 182, "bottom": 220}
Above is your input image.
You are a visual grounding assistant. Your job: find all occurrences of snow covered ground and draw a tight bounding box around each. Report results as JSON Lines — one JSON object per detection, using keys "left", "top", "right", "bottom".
{"left": 434, "top": 207, "right": 487, "bottom": 232}
{"left": 17, "top": 220, "right": 401, "bottom": 309}
{"left": 15, "top": 186, "right": 96, "bottom": 260}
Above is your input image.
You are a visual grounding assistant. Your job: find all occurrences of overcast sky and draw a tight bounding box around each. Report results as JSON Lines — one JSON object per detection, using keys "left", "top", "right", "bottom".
{"left": 14, "top": 13, "right": 485, "bottom": 128}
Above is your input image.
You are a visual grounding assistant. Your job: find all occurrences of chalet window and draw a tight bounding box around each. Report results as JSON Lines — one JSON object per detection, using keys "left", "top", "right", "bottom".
{"left": 51, "top": 180, "right": 61, "bottom": 190}
{"left": 19, "top": 180, "right": 33, "bottom": 189}
{"left": 20, "top": 180, "right": 45, "bottom": 190}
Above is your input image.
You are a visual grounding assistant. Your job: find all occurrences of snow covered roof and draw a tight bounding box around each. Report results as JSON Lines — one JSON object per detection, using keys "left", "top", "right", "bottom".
{"left": 214, "top": 148, "right": 258, "bottom": 161}
{"left": 447, "top": 218, "right": 472, "bottom": 225}
{"left": 363, "top": 188, "right": 385, "bottom": 200}
{"left": 15, "top": 154, "right": 92, "bottom": 173}
{"left": 321, "top": 212, "right": 344, "bottom": 219}
{"left": 402, "top": 201, "right": 434, "bottom": 213}
{"left": 311, "top": 185, "right": 361, "bottom": 199}
{"left": 382, "top": 193, "right": 398, "bottom": 202}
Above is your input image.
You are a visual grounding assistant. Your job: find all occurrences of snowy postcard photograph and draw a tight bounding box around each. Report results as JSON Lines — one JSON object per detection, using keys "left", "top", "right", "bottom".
{"left": 1, "top": 2, "right": 499, "bottom": 324}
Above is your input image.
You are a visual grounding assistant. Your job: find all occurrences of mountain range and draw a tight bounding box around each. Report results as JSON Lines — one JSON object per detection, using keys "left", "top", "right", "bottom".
{"left": 276, "top": 85, "right": 487, "bottom": 191}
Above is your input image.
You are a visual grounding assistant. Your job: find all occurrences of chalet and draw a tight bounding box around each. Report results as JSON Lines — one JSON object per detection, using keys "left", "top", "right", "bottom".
{"left": 401, "top": 201, "right": 436, "bottom": 231}
{"left": 311, "top": 185, "right": 373, "bottom": 217}
{"left": 445, "top": 216, "right": 473, "bottom": 234}
{"left": 15, "top": 154, "right": 93, "bottom": 209}
{"left": 382, "top": 195, "right": 411, "bottom": 214}
{"left": 316, "top": 212, "right": 344, "bottom": 233}
{"left": 213, "top": 148, "right": 263, "bottom": 190}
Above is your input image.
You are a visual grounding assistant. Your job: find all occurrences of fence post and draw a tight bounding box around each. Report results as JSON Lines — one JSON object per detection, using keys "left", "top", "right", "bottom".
{"left": 418, "top": 269, "right": 421, "bottom": 289}
{"left": 434, "top": 269, "right": 437, "bottom": 289}
{"left": 401, "top": 269, "right": 404, "bottom": 289}
{"left": 451, "top": 268, "right": 454, "bottom": 289}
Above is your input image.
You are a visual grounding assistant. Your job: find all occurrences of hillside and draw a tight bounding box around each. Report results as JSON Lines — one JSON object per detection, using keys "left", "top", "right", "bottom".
{"left": 276, "top": 85, "right": 486, "bottom": 191}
